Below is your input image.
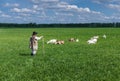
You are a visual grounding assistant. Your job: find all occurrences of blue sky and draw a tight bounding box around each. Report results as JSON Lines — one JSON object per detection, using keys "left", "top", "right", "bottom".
{"left": 0, "top": 0, "right": 120, "bottom": 24}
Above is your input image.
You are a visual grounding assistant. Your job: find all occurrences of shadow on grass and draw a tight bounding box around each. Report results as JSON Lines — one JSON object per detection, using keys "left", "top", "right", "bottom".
{"left": 19, "top": 53, "right": 30, "bottom": 56}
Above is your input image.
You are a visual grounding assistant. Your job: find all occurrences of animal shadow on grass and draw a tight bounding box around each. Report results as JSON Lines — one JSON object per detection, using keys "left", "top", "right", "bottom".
{"left": 19, "top": 53, "right": 30, "bottom": 56}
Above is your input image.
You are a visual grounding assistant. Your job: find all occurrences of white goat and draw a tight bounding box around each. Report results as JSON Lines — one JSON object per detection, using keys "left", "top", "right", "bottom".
{"left": 47, "top": 39, "right": 57, "bottom": 44}
{"left": 47, "top": 39, "right": 64, "bottom": 45}
{"left": 55, "top": 40, "right": 64, "bottom": 44}
{"left": 69, "top": 38, "right": 79, "bottom": 42}
{"left": 87, "top": 36, "right": 99, "bottom": 44}
{"left": 76, "top": 39, "right": 79, "bottom": 42}
{"left": 87, "top": 38, "right": 97, "bottom": 44}
{"left": 103, "top": 34, "right": 106, "bottom": 39}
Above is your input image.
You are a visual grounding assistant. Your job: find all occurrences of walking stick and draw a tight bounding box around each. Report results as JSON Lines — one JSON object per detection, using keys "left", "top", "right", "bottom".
{"left": 42, "top": 37, "right": 45, "bottom": 55}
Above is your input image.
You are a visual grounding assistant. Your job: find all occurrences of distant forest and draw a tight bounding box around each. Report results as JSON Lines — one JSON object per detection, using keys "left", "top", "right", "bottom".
{"left": 0, "top": 22, "right": 120, "bottom": 28}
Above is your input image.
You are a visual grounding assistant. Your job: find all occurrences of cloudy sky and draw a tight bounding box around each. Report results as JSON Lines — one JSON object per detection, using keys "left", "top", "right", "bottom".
{"left": 0, "top": 0, "right": 120, "bottom": 24}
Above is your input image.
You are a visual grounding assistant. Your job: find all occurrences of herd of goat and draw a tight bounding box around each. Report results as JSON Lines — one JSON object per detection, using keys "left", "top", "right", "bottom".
{"left": 46, "top": 34, "right": 106, "bottom": 45}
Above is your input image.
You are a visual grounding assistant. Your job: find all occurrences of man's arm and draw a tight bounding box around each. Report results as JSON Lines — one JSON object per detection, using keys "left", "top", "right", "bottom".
{"left": 35, "top": 36, "right": 43, "bottom": 40}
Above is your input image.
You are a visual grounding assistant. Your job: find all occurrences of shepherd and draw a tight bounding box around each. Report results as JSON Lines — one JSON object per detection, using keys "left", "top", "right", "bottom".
{"left": 29, "top": 31, "right": 43, "bottom": 56}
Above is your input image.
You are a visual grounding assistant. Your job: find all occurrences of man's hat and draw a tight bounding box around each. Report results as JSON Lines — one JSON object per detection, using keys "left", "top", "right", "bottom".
{"left": 32, "top": 31, "right": 38, "bottom": 35}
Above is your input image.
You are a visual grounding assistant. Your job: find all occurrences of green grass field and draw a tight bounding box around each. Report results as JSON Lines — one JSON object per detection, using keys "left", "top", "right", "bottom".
{"left": 0, "top": 28, "right": 120, "bottom": 81}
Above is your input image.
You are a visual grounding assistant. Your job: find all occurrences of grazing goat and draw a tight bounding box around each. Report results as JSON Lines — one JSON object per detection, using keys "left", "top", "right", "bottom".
{"left": 69, "top": 38, "right": 79, "bottom": 42}
{"left": 47, "top": 39, "right": 57, "bottom": 44}
{"left": 87, "top": 36, "right": 99, "bottom": 44}
{"left": 47, "top": 39, "right": 64, "bottom": 45}
{"left": 55, "top": 40, "right": 64, "bottom": 44}
{"left": 103, "top": 34, "right": 106, "bottom": 39}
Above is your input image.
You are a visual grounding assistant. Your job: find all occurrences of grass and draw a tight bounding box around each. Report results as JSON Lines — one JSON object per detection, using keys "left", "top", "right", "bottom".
{"left": 0, "top": 28, "right": 120, "bottom": 81}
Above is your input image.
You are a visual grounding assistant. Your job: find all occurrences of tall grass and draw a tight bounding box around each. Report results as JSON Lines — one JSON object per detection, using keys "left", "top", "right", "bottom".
{"left": 0, "top": 28, "right": 120, "bottom": 81}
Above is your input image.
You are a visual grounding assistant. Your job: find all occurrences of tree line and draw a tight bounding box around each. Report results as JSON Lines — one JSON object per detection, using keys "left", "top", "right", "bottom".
{"left": 0, "top": 22, "right": 120, "bottom": 28}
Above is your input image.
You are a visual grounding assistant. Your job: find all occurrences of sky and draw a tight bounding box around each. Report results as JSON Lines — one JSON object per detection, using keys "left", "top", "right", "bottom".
{"left": 0, "top": 0, "right": 120, "bottom": 24}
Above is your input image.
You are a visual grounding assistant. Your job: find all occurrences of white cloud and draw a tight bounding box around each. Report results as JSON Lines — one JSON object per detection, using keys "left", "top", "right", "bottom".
{"left": 31, "top": 0, "right": 59, "bottom": 3}
{"left": 21, "top": 8, "right": 32, "bottom": 12}
{"left": 31, "top": 0, "right": 39, "bottom": 3}
{"left": 41, "top": 0, "right": 59, "bottom": 2}
{"left": 92, "top": 0, "right": 120, "bottom": 4}
{"left": 11, "top": 8, "right": 21, "bottom": 12}
{"left": 108, "top": 4, "right": 120, "bottom": 11}
{"left": 33, "top": 5, "right": 38, "bottom": 9}
{"left": 0, "top": 10, "right": 2, "bottom": 13}
{"left": 78, "top": 8, "right": 91, "bottom": 12}
{"left": 15, "top": 16, "right": 22, "bottom": 19}
{"left": 1, "top": 14, "right": 11, "bottom": 18}
{"left": 67, "top": 5, "right": 78, "bottom": 10}
{"left": 11, "top": 8, "right": 34, "bottom": 13}
{"left": 19, "top": 13, "right": 31, "bottom": 17}
{"left": 55, "top": 12, "right": 73, "bottom": 16}
{"left": 4, "top": 3, "right": 19, "bottom": 7}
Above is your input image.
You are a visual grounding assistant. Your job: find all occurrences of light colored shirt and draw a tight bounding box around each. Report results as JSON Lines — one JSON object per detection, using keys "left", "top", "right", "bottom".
{"left": 29, "top": 36, "right": 43, "bottom": 50}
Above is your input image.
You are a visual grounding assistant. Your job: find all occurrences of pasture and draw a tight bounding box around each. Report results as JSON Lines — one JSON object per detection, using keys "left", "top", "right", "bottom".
{"left": 0, "top": 28, "right": 120, "bottom": 81}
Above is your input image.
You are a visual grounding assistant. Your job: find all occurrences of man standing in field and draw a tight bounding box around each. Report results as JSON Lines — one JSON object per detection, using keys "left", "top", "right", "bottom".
{"left": 29, "top": 31, "right": 43, "bottom": 56}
